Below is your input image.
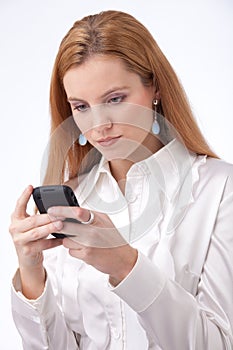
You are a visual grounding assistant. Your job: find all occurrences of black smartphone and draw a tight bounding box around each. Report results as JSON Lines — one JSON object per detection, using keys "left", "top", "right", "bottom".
{"left": 32, "top": 185, "right": 80, "bottom": 238}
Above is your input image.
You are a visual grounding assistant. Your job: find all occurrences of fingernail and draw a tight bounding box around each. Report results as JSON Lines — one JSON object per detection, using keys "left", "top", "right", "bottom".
{"left": 49, "top": 215, "right": 65, "bottom": 222}
{"left": 25, "top": 185, "right": 33, "bottom": 193}
{"left": 48, "top": 214, "right": 57, "bottom": 221}
{"left": 53, "top": 221, "right": 63, "bottom": 230}
{"left": 47, "top": 207, "right": 54, "bottom": 215}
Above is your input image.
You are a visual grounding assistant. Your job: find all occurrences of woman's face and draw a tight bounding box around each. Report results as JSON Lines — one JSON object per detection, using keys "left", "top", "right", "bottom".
{"left": 63, "top": 55, "right": 160, "bottom": 161}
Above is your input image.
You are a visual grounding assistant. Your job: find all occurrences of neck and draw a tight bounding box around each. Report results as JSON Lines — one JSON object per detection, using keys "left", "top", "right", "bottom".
{"left": 109, "top": 137, "right": 163, "bottom": 193}
{"left": 109, "top": 159, "right": 133, "bottom": 194}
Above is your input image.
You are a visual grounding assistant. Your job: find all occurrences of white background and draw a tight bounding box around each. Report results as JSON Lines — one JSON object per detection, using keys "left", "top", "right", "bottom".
{"left": 0, "top": 0, "right": 232, "bottom": 348}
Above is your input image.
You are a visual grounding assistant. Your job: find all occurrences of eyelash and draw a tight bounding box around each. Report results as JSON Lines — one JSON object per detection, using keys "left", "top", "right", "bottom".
{"left": 108, "top": 95, "right": 126, "bottom": 104}
{"left": 73, "top": 104, "right": 88, "bottom": 112}
{"left": 72, "top": 94, "right": 126, "bottom": 112}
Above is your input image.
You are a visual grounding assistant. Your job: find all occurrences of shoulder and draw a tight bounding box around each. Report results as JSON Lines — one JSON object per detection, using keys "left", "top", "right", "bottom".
{"left": 200, "top": 156, "right": 233, "bottom": 178}
{"left": 198, "top": 156, "right": 233, "bottom": 195}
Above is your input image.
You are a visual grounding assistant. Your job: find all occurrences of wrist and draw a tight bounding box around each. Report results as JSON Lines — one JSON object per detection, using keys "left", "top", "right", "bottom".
{"left": 109, "top": 248, "right": 138, "bottom": 287}
{"left": 19, "top": 265, "right": 46, "bottom": 299}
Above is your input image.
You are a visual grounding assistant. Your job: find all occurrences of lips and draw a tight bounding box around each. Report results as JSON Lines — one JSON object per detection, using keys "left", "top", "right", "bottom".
{"left": 97, "top": 136, "right": 122, "bottom": 147}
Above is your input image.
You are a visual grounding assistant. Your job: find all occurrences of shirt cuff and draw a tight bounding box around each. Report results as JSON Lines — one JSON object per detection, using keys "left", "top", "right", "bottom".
{"left": 110, "top": 251, "right": 166, "bottom": 313}
{"left": 11, "top": 268, "right": 55, "bottom": 321}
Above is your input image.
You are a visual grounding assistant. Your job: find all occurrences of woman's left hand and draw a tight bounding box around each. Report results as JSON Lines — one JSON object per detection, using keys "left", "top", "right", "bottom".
{"left": 47, "top": 206, "right": 138, "bottom": 286}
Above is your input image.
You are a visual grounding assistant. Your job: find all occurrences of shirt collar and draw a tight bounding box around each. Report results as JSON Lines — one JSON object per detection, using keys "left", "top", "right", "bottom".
{"left": 76, "top": 138, "right": 197, "bottom": 204}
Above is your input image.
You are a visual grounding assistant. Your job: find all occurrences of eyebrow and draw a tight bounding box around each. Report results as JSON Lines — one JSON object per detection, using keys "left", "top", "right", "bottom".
{"left": 67, "top": 86, "right": 129, "bottom": 102}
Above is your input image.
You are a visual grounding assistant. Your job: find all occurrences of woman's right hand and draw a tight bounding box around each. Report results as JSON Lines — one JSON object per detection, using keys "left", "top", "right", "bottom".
{"left": 9, "top": 185, "right": 64, "bottom": 299}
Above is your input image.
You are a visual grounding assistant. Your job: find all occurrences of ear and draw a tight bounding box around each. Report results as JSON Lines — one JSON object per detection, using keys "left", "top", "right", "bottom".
{"left": 154, "top": 90, "right": 161, "bottom": 101}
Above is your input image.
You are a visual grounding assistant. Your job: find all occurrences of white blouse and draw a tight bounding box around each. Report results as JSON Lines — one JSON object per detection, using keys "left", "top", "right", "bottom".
{"left": 11, "top": 139, "right": 233, "bottom": 349}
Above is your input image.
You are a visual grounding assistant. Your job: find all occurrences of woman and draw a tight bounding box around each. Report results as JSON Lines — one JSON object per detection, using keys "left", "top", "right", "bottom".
{"left": 9, "top": 10, "right": 233, "bottom": 349}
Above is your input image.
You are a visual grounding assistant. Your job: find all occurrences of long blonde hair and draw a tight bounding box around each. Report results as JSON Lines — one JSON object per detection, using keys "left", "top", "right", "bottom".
{"left": 43, "top": 10, "right": 217, "bottom": 185}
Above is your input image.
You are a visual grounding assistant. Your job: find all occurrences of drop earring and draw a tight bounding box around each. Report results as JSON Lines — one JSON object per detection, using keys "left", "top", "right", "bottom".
{"left": 152, "top": 99, "right": 160, "bottom": 135}
{"left": 78, "top": 133, "right": 87, "bottom": 146}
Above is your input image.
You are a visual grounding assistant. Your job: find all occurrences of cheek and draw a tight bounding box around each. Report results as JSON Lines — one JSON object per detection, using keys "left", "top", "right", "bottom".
{"left": 73, "top": 113, "right": 93, "bottom": 134}
{"left": 123, "top": 105, "right": 154, "bottom": 135}
{"left": 124, "top": 125, "right": 151, "bottom": 143}
{"left": 85, "top": 130, "right": 94, "bottom": 145}
{"left": 111, "top": 103, "right": 154, "bottom": 133}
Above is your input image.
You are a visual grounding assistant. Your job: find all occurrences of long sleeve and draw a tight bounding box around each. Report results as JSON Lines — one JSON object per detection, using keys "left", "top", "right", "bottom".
{"left": 11, "top": 268, "right": 79, "bottom": 350}
{"left": 10, "top": 147, "right": 233, "bottom": 349}
{"left": 112, "top": 179, "right": 233, "bottom": 349}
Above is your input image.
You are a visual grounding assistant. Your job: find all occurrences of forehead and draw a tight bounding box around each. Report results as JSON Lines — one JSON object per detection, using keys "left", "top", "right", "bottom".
{"left": 63, "top": 55, "right": 141, "bottom": 99}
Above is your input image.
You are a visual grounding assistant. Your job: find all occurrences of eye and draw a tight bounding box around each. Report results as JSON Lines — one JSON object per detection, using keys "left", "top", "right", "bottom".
{"left": 107, "top": 95, "right": 126, "bottom": 104}
{"left": 73, "top": 103, "right": 89, "bottom": 112}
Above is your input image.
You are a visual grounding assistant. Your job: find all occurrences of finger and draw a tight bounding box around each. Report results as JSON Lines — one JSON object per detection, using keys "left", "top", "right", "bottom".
{"left": 10, "top": 213, "right": 64, "bottom": 235}
{"left": 34, "top": 237, "right": 64, "bottom": 252}
{"left": 13, "top": 185, "right": 33, "bottom": 220}
{"left": 62, "top": 238, "right": 89, "bottom": 260}
{"left": 21, "top": 238, "right": 64, "bottom": 256}
{"left": 13, "top": 220, "right": 64, "bottom": 245}
{"left": 61, "top": 221, "right": 126, "bottom": 248}
{"left": 63, "top": 237, "right": 84, "bottom": 249}
{"left": 48, "top": 206, "right": 91, "bottom": 223}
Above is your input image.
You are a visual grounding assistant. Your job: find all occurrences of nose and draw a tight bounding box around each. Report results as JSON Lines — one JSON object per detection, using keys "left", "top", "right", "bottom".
{"left": 89, "top": 104, "right": 113, "bottom": 134}
{"left": 93, "top": 119, "right": 112, "bottom": 134}
{"left": 73, "top": 104, "right": 113, "bottom": 135}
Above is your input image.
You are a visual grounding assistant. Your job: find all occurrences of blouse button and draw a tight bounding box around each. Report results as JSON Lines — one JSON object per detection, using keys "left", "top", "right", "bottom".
{"left": 112, "top": 327, "right": 121, "bottom": 339}
{"left": 125, "top": 192, "right": 137, "bottom": 203}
